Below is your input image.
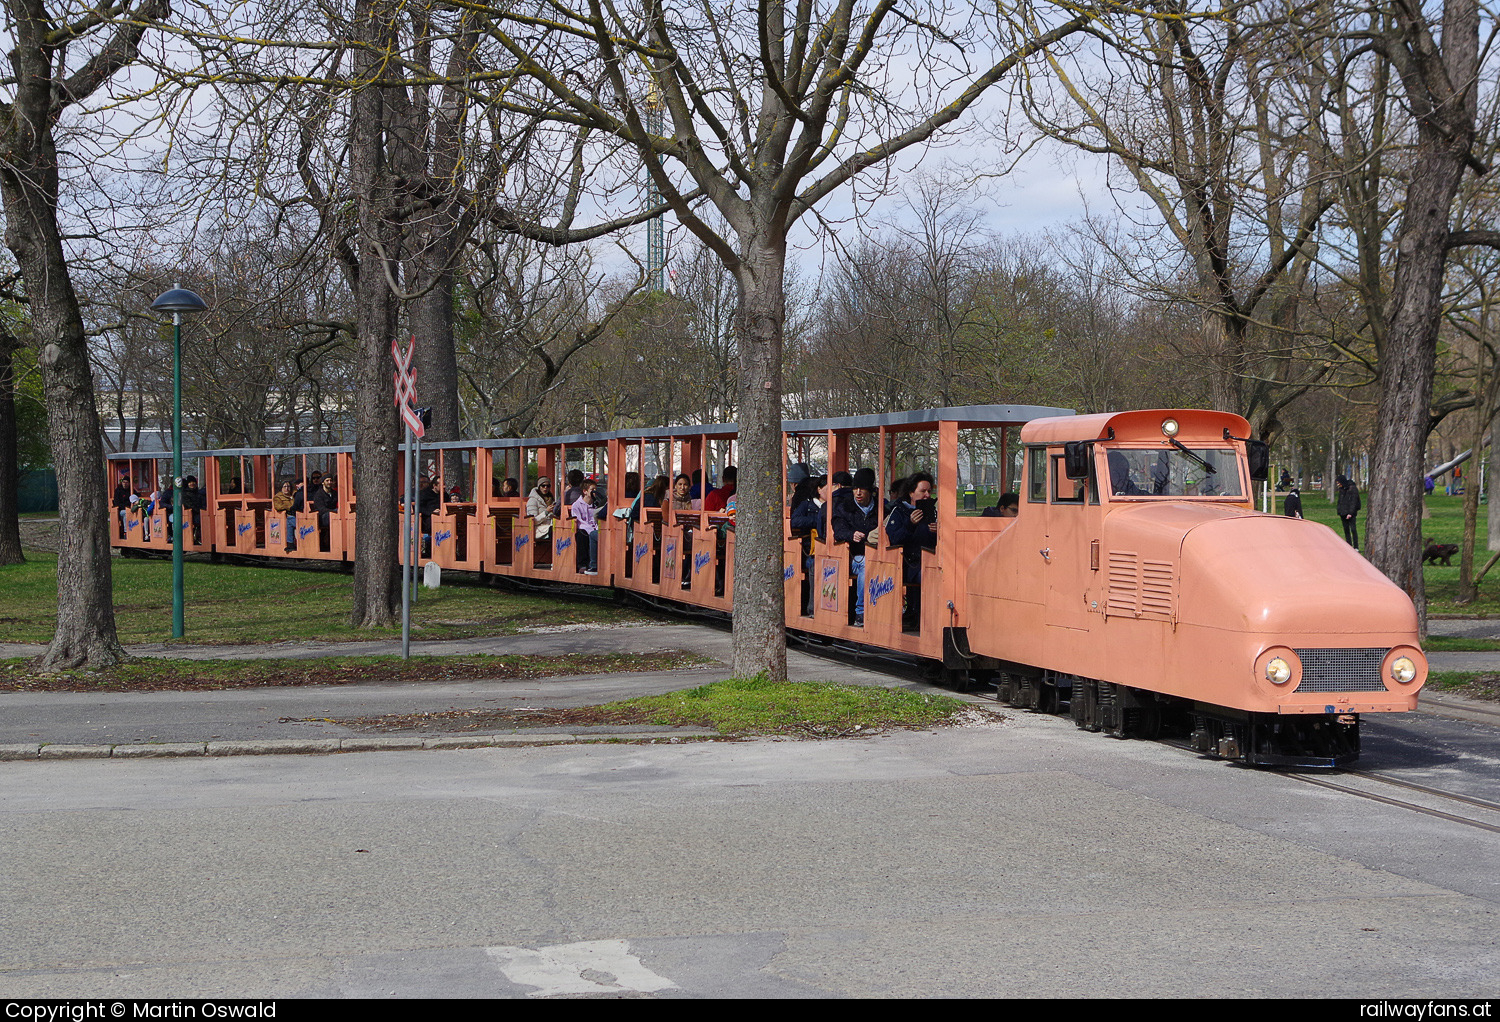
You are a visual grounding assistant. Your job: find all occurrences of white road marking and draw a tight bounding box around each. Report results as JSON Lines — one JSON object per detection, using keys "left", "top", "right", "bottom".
{"left": 485, "top": 939, "right": 678, "bottom": 997}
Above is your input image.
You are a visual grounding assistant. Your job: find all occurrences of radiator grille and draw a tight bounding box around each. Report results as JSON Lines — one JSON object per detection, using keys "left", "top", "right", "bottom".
{"left": 1293, "top": 648, "right": 1389, "bottom": 693}
{"left": 1140, "top": 560, "right": 1174, "bottom": 616}
{"left": 1107, "top": 551, "right": 1138, "bottom": 615}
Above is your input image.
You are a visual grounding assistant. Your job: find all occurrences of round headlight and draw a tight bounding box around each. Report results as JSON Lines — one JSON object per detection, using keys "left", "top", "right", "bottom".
{"left": 1162, "top": 418, "right": 1180, "bottom": 437}
{"left": 1265, "top": 657, "right": 1292, "bottom": 685}
{"left": 1390, "top": 656, "right": 1417, "bottom": 684}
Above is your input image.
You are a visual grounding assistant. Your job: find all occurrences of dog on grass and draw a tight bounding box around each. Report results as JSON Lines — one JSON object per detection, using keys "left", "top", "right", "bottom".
{"left": 1423, "top": 539, "right": 1460, "bottom": 566}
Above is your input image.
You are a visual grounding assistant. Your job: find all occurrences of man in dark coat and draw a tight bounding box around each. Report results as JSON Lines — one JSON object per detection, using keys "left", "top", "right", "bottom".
{"left": 832, "top": 467, "right": 879, "bottom": 624}
{"left": 1336, "top": 476, "right": 1361, "bottom": 547}
{"left": 1283, "top": 486, "right": 1303, "bottom": 519}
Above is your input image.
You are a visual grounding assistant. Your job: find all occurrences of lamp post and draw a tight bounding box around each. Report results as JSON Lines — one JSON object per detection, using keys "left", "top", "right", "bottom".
{"left": 150, "top": 287, "right": 207, "bottom": 639}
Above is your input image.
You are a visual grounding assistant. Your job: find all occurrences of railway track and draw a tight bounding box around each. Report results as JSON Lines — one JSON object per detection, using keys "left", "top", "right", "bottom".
{"left": 1285, "top": 769, "right": 1500, "bottom": 835}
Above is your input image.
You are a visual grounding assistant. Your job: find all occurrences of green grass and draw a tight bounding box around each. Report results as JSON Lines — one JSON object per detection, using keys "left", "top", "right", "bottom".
{"left": 1426, "top": 671, "right": 1500, "bottom": 701}
{"left": 595, "top": 674, "right": 970, "bottom": 736}
{"left": 0, "top": 552, "right": 652, "bottom": 645}
{"left": 0, "top": 650, "right": 713, "bottom": 691}
{"left": 1421, "top": 636, "right": 1500, "bottom": 652}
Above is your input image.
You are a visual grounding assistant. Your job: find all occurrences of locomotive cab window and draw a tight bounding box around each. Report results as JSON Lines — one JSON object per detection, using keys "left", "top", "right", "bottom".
{"left": 1104, "top": 446, "right": 1245, "bottom": 498}
{"left": 1050, "top": 454, "right": 1086, "bottom": 504}
{"left": 1027, "top": 447, "right": 1048, "bottom": 503}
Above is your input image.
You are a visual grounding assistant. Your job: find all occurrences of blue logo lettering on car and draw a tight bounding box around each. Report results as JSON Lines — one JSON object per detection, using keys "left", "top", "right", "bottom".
{"left": 436, "top": 528, "right": 451, "bottom": 546}
{"left": 869, "top": 574, "right": 895, "bottom": 606}
{"left": 822, "top": 562, "right": 837, "bottom": 582}
{"left": 516, "top": 533, "right": 530, "bottom": 550}
{"left": 299, "top": 524, "right": 317, "bottom": 540}
{"left": 635, "top": 541, "right": 649, "bottom": 562}
{"left": 694, "top": 551, "right": 712, "bottom": 574}
{"left": 237, "top": 521, "right": 252, "bottom": 536}
{"left": 784, "top": 564, "right": 795, "bottom": 581}
{"left": 557, "top": 535, "right": 572, "bottom": 553}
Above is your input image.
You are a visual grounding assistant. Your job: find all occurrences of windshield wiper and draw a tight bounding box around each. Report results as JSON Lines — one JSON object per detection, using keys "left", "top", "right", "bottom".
{"left": 1168, "top": 437, "right": 1215, "bottom": 474}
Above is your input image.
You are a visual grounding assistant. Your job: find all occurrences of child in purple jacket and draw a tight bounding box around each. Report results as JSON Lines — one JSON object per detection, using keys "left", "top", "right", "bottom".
{"left": 571, "top": 480, "right": 600, "bottom": 574}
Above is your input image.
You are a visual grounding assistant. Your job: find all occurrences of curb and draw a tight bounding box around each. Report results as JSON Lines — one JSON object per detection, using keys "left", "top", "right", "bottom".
{"left": 0, "top": 729, "right": 722, "bottom": 762}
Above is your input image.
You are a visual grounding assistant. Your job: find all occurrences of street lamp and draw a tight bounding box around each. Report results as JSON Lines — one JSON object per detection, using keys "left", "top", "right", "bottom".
{"left": 150, "top": 286, "right": 207, "bottom": 639}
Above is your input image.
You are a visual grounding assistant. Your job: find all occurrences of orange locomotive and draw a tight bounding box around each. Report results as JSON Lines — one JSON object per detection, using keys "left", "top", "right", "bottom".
{"left": 962, "top": 409, "right": 1425, "bottom": 767}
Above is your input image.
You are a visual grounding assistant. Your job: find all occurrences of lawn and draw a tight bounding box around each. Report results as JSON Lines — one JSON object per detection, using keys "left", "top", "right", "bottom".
{"left": 336, "top": 674, "right": 982, "bottom": 738}
{"left": 0, "top": 552, "right": 654, "bottom": 645}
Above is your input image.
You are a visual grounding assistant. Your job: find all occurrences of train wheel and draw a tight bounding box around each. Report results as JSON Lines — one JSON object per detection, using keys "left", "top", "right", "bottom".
{"left": 996, "top": 673, "right": 1016, "bottom": 706}
{"left": 1035, "top": 679, "right": 1058, "bottom": 715}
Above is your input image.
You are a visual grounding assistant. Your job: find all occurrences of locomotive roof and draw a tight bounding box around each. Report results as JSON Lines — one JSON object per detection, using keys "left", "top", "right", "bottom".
{"left": 1022, "top": 409, "right": 1253, "bottom": 444}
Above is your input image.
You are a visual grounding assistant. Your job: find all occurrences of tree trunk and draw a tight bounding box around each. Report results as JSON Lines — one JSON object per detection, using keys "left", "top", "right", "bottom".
{"left": 0, "top": 334, "right": 22, "bottom": 563}
{"left": 409, "top": 238, "right": 461, "bottom": 449}
{"left": 1488, "top": 417, "right": 1500, "bottom": 551}
{"left": 730, "top": 237, "right": 789, "bottom": 683}
{"left": 1365, "top": 0, "right": 1481, "bottom": 633}
{"left": 347, "top": 0, "right": 402, "bottom": 629}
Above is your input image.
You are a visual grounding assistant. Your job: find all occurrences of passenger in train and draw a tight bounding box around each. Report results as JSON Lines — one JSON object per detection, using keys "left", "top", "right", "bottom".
{"left": 624, "top": 472, "right": 641, "bottom": 500}
{"left": 704, "top": 466, "right": 737, "bottom": 512}
{"left": 149, "top": 477, "right": 166, "bottom": 535}
{"left": 418, "top": 476, "right": 441, "bottom": 556}
{"left": 563, "top": 469, "right": 586, "bottom": 506}
{"left": 1107, "top": 450, "right": 1145, "bottom": 496}
{"left": 312, "top": 477, "right": 338, "bottom": 550}
{"left": 886, "top": 473, "right": 936, "bottom": 631}
{"left": 273, "top": 481, "right": 297, "bottom": 550}
{"left": 644, "top": 475, "right": 670, "bottom": 509}
{"left": 884, "top": 476, "right": 905, "bottom": 516}
{"left": 981, "top": 492, "right": 1019, "bottom": 517}
{"left": 668, "top": 474, "right": 700, "bottom": 511}
{"left": 790, "top": 471, "right": 828, "bottom": 615}
{"left": 832, "top": 467, "right": 879, "bottom": 626}
{"left": 113, "top": 478, "right": 132, "bottom": 534}
{"left": 526, "top": 478, "right": 558, "bottom": 549}
{"left": 179, "top": 476, "right": 207, "bottom": 544}
{"left": 829, "top": 470, "right": 853, "bottom": 511}
{"left": 572, "top": 479, "right": 600, "bottom": 575}
{"left": 498, "top": 477, "right": 520, "bottom": 498}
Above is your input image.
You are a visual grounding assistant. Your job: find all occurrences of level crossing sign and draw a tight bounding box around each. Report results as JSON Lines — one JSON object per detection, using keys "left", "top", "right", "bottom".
{"left": 392, "top": 336, "right": 424, "bottom": 438}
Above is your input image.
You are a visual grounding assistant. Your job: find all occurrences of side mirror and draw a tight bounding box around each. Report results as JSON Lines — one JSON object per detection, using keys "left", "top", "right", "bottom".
{"left": 1064, "top": 441, "right": 1092, "bottom": 480}
{"left": 1246, "top": 440, "right": 1270, "bottom": 482}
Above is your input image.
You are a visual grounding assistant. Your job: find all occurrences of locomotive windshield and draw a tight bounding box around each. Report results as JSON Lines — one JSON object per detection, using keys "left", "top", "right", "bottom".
{"left": 1104, "top": 446, "right": 1244, "bottom": 498}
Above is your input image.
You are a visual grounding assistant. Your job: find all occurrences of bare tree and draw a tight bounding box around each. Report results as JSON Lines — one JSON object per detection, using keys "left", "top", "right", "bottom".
{"left": 478, "top": 0, "right": 1101, "bottom": 678}
{"left": 0, "top": 0, "right": 172, "bottom": 667}
{"left": 1028, "top": 1, "right": 1339, "bottom": 438}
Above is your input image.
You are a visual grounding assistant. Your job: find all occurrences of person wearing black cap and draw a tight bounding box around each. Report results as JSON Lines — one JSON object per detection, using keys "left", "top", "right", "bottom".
{"left": 832, "top": 467, "right": 879, "bottom": 625}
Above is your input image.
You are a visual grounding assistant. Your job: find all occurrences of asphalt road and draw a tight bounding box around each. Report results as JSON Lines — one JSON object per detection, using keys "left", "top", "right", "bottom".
{"left": 2, "top": 709, "right": 1496, "bottom": 998}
